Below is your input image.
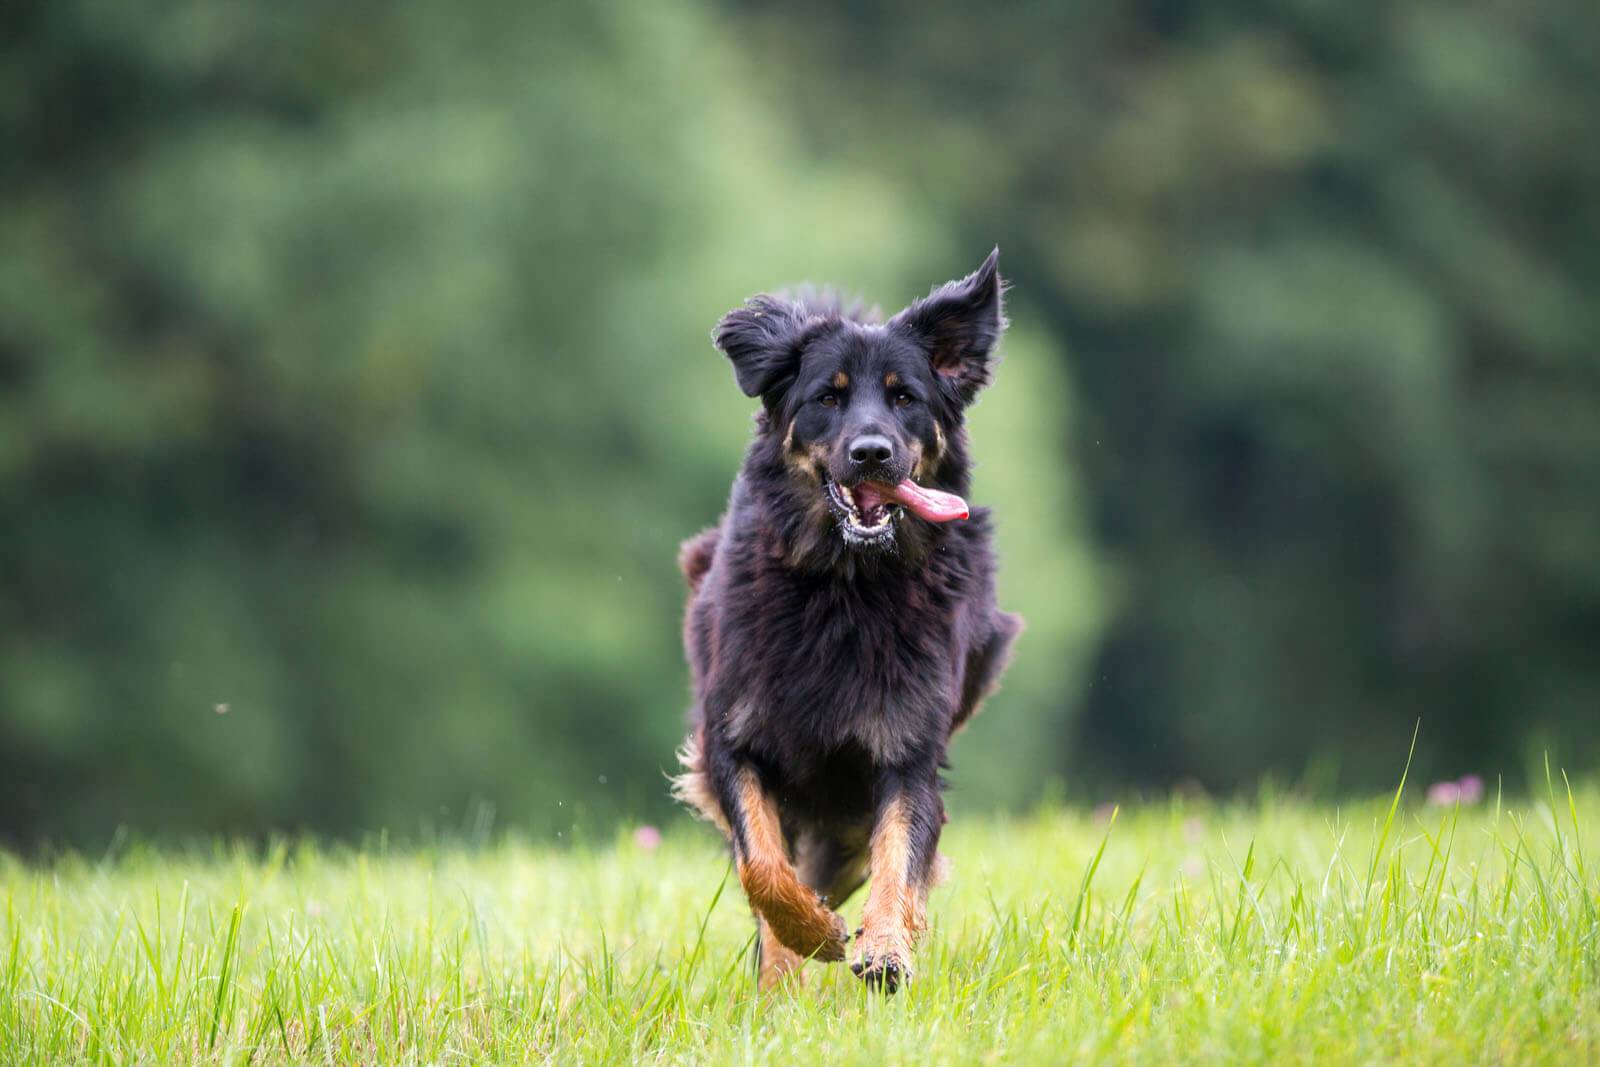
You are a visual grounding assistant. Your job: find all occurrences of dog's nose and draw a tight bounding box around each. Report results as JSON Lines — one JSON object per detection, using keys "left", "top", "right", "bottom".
{"left": 849, "top": 434, "right": 893, "bottom": 466}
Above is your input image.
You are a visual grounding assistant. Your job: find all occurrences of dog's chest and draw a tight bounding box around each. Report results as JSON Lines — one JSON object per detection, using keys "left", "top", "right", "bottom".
{"left": 729, "top": 568, "right": 960, "bottom": 765}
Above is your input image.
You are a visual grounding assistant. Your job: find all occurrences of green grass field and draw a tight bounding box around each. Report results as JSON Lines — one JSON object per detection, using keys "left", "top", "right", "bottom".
{"left": 4, "top": 777, "right": 1598, "bottom": 1064}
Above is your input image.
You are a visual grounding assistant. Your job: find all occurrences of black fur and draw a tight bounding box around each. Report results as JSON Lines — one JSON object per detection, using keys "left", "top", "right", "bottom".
{"left": 675, "top": 250, "right": 1022, "bottom": 983}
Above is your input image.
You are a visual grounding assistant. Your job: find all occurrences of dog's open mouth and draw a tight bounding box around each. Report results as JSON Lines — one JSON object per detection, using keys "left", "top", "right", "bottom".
{"left": 824, "top": 478, "right": 970, "bottom": 548}
{"left": 826, "top": 480, "right": 901, "bottom": 547}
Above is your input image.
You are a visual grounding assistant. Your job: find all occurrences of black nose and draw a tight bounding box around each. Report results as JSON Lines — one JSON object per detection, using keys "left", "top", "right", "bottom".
{"left": 849, "top": 434, "right": 893, "bottom": 466}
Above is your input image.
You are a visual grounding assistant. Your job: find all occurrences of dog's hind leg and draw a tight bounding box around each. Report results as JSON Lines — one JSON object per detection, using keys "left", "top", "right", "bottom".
{"left": 723, "top": 766, "right": 849, "bottom": 962}
{"left": 755, "top": 917, "right": 806, "bottom": 990}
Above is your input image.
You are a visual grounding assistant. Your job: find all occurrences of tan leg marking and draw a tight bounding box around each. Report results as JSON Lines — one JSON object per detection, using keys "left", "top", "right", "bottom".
{"left": 758, "top": 917, "right": 806, "bottom": 990}
{"left": 734, "top": 769, "right": 848, "bottom": 961}
{"left": 853, "top": 794, "right": 926, "bottom": 989}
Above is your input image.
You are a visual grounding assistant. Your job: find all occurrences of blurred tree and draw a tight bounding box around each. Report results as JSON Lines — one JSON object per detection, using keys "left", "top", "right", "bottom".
{"left": 737, "top": 0, "right": 1600, "bottom": 790}
{"left": 7, "top": 0, "right": 1595, "bottom": 845}
{"left": 0, "top": 1, "right": 1097, "bottom": 842}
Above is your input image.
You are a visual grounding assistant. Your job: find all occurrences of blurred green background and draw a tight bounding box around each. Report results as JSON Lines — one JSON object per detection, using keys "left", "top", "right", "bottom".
{"left": 2, "top": 1, "right": 1596, "bottom": 846}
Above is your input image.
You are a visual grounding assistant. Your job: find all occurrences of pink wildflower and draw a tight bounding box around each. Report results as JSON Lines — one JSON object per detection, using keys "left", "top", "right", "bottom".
{"left": 1427, "top": 776, "right": 1484, "bottom": 807}
{"left": 1426, "top": 781, "right": 1461, "bottom": 806}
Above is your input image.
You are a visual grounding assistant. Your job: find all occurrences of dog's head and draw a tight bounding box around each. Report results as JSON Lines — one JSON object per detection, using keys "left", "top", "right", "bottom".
{"left": 713, "top": 250, "right": 1006, "bottom": 553}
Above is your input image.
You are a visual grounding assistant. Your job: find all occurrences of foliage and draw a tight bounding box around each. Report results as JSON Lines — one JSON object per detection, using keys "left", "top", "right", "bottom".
{"left": 0, "top": 1, "right": 1096, "bottom": 842}
{"left": 3, "top": 0, "right": 1598, "bottom": 844}
{"left": 739, "top": 0, "right": 1600, "bottom": 790}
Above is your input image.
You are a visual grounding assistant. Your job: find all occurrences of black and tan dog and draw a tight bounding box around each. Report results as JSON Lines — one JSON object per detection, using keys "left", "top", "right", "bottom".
{"left": 673, "top": 250, "right": 1022, "bottom": 991}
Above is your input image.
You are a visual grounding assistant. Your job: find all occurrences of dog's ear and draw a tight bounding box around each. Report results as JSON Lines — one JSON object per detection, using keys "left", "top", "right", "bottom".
{"left": 890, "top": 248, "right": 1007, "bottom": 404}
{"left": 712, "top": 295, "right": 816, "bottom": 400}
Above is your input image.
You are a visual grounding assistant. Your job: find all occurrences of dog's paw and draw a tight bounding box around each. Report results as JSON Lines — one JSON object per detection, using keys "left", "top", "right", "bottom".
{"left": 851, "top": 933, "right": 913, "bottom": 993}
{"left": 811, "top": 908, "right": 850, "bottom": 962}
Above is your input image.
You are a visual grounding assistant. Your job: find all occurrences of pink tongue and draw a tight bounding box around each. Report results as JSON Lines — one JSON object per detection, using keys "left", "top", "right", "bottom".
{"left": 881, "top": 479, "right": 969, "bottom": 523}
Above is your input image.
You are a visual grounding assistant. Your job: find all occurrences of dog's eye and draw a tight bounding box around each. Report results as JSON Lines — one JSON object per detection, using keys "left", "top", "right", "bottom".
{"left": 818, "top": 393, "right": 838, "bottom": 408}
{"left": 893, "top": 391, "right": 914, "bottom": 408}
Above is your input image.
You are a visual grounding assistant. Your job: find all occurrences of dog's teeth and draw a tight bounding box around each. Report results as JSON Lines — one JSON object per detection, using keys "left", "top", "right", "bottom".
{"left": 827, "top": 479, "right": 897, "bottom": 545}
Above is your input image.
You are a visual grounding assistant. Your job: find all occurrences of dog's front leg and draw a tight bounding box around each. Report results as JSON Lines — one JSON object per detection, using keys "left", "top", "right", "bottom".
{"left": 722, "top": 765, "right": 848, "bottom": 966}
{"left": 853, "top": 775, "right": 942, "bottom": 991}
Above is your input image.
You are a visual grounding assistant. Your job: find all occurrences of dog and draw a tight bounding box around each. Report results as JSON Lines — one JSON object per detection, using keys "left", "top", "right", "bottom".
{"left": 672, "top": 250, "right": 1022, "bottom": 991}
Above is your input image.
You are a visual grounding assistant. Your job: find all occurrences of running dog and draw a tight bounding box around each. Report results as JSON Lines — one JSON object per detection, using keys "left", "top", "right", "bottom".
{"left": 673, "top": 250, "right": 1022, "bottom": 991}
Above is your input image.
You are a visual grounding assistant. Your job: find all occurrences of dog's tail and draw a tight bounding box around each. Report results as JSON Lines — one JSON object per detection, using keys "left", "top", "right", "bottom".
{"left": 678, "top": 525, "right": 720, "bottom": 593}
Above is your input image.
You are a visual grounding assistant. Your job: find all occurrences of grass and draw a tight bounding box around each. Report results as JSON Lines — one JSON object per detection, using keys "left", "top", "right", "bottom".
{"left": 3, "top": 778, "right": 1598, "bottom": 1064}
